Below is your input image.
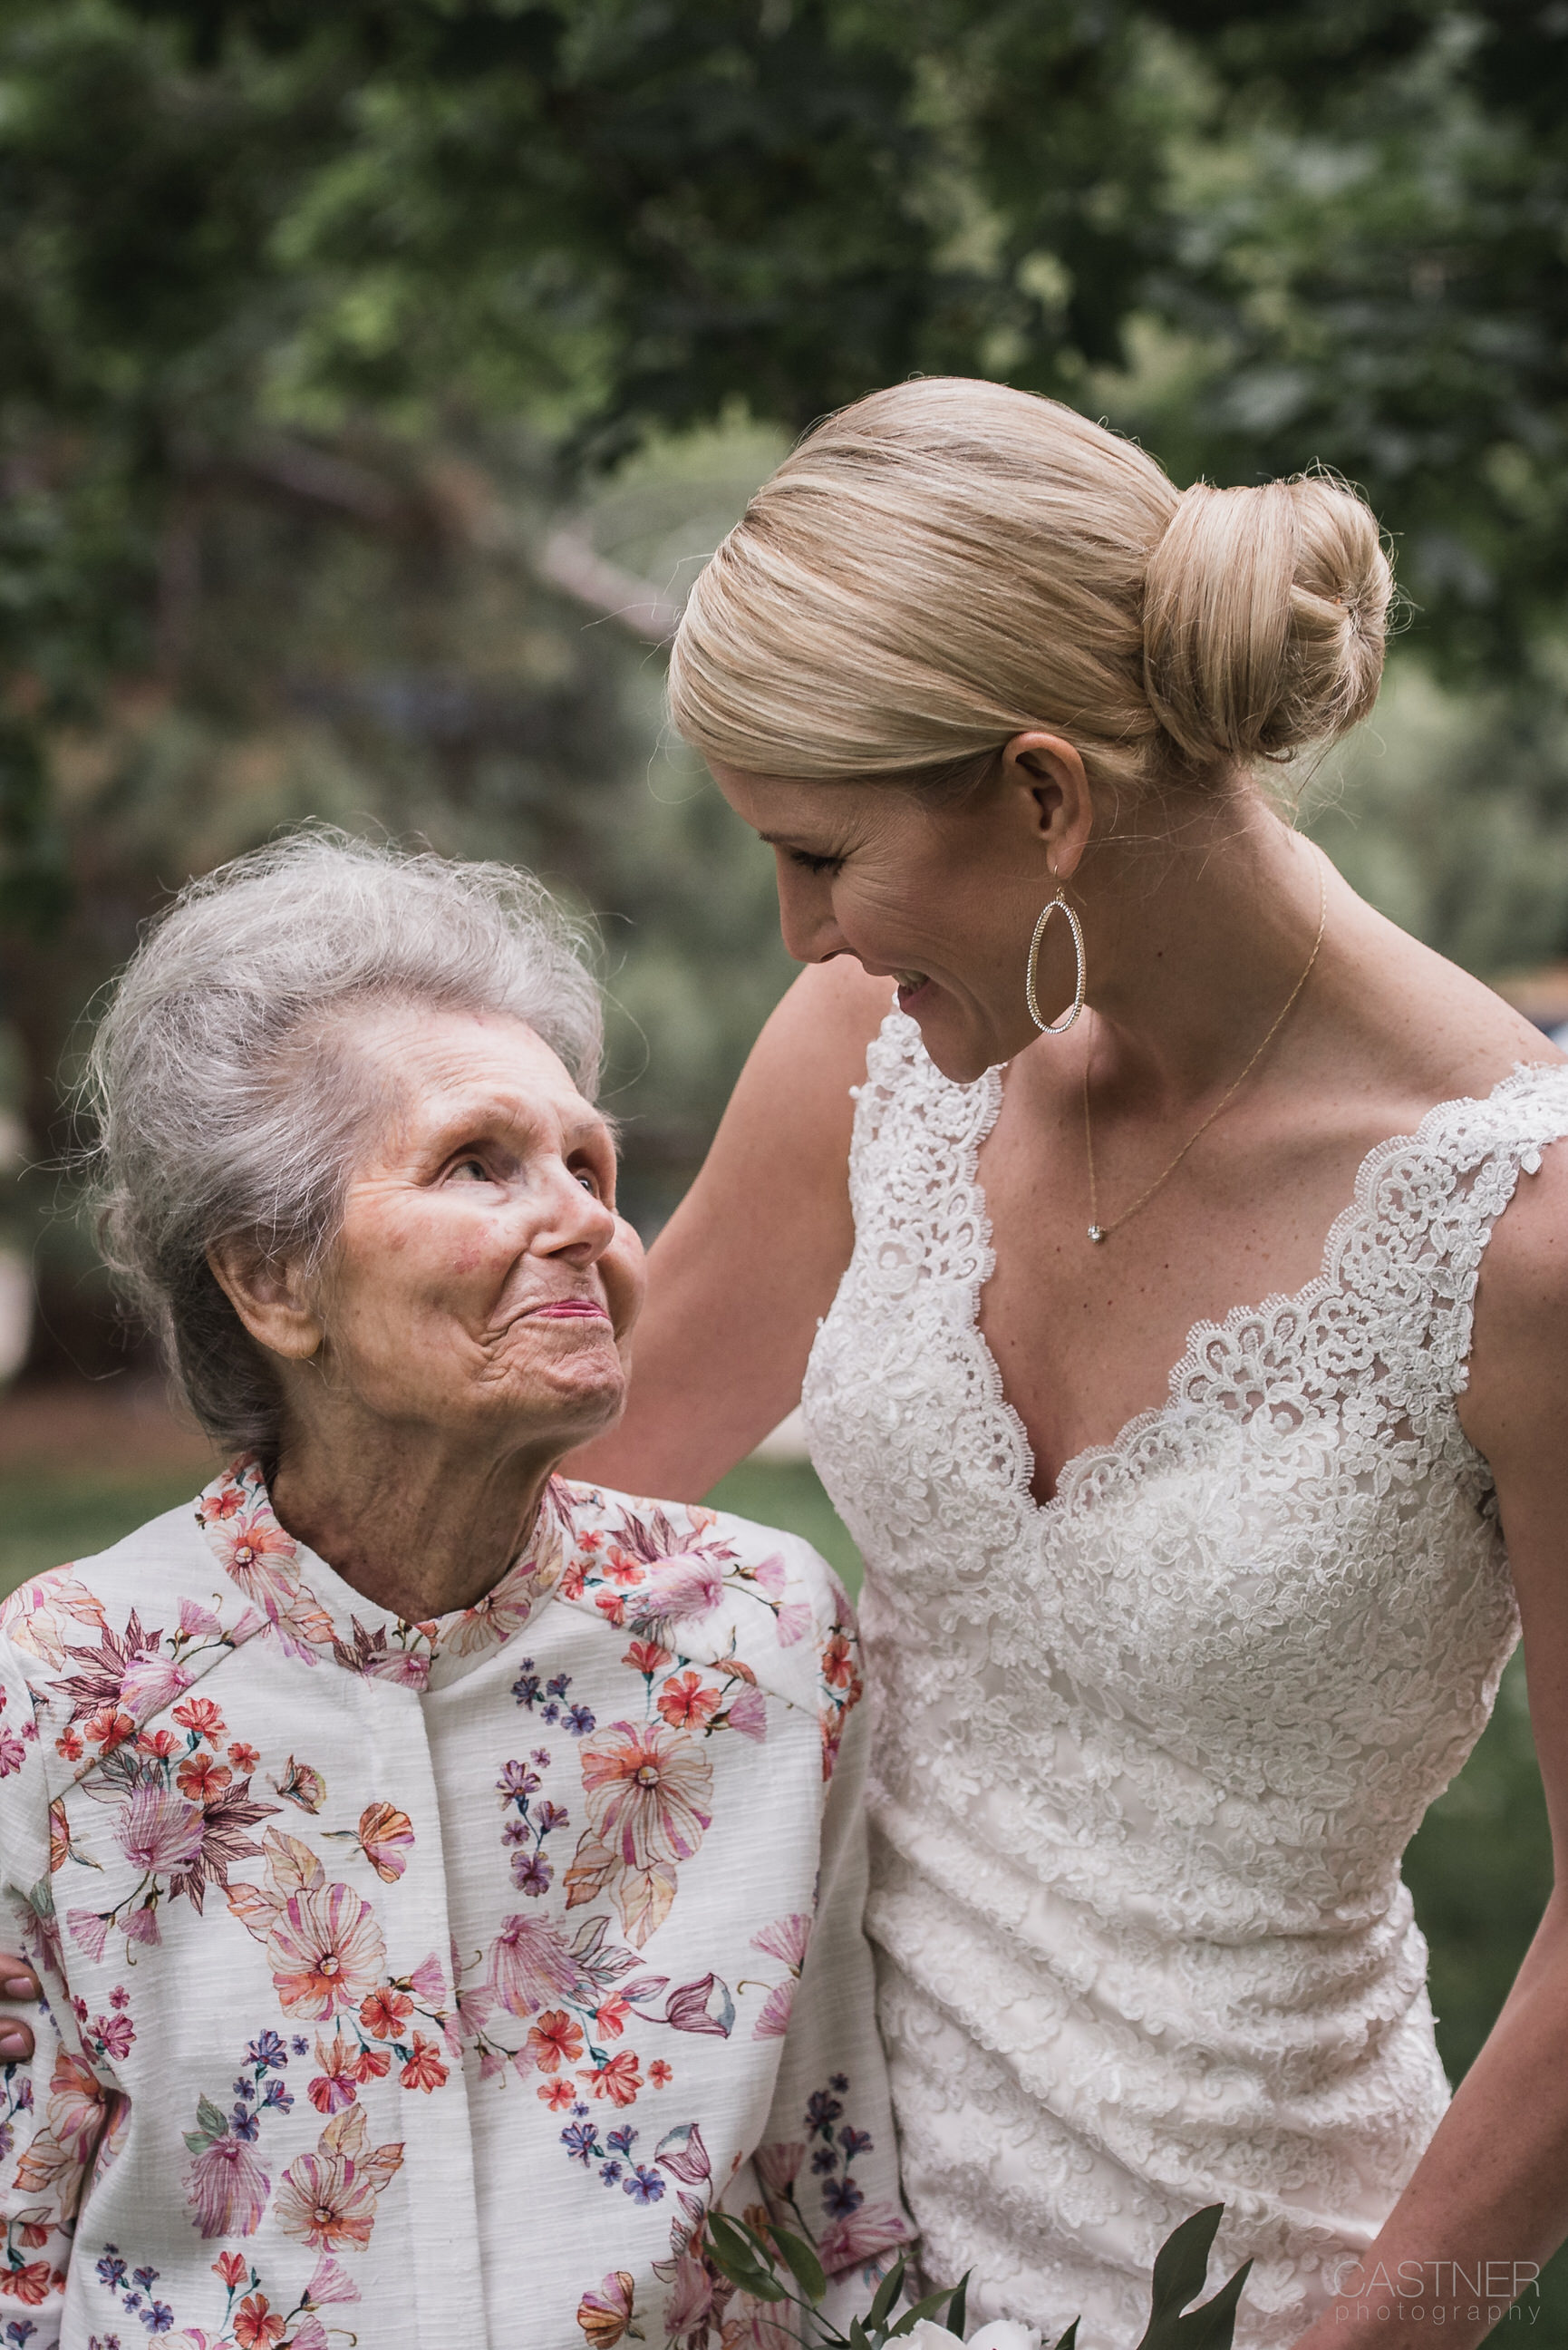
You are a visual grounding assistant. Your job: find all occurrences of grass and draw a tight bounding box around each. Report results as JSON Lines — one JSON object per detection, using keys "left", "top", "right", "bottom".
{"left": 2, "top": 1456, "right": 1559, "bottom": 2338}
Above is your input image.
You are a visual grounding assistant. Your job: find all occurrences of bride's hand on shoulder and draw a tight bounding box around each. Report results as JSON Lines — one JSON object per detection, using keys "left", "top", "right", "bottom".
{"left": 566, "top": 956, "right": 891, "bottom": 1501}
{"left": 0, "top": 1956, "right": 41, "bottom": 2063}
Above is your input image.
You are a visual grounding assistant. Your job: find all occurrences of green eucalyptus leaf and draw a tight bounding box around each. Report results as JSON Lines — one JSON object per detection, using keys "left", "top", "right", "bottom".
{"left": 1134, "top": 2207, "right": 1225, "bottom": 2350}
{"left": 1174, "top": 2259, "right": 1253, "bottom": 2350}
{"left": 866, "top": 2254, "right": 906, "bottom": 2334}
{"left": 705, "top": 2212, "right": 771, "bottom": 2294}
{"left": 886, "top": 2283, "right": 962, "bottom": 2336}
{"left": 771, "top": 2227, "right": 828, "bottom": 2306}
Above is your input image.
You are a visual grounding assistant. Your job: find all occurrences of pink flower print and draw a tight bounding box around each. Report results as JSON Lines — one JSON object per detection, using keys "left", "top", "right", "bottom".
{"left": 115, "top": 1784, "right": 206, "bottom": 1876}
{"left": 579, "top": 1722, "right": 713, "bottom": 1872}
{"left": 356, "top": 1801, "right": 415, "bottom": 1883}
{"left": 0, "top": 1728, "right": 24, "bottom": 1778}
{"left": 725, "top": 1685, "right": 769, "bottom": 1742}
{"left": 817, "top": 2200, "right": 915, "bottom": 2273}
{"left": 118, "top": 1652, "right": 194, "bottom": 1716}
{"left": 486, "top": 1914, "right": 585, "bottom": 2019}
{"left": 577, "top": 2269, "right": 639, "bottom": 2350}
{"left": 210, "top": 1509, "right": 299, "bottom": 1616}
{"left": 752, "top": 1980, "right": 796, "bottom": 2038}
{"left": 184, "top": 2131, "right": 272, "bottom": 2238}
{"left": 569, "top": 1720, "right": 714, "bottom": 1945}
{"left": 406, "top": 1950, "right": 446, "bottom": 2004}
{"left": 661, "top": 2254, "right": 713, "bottom": 2346}
{"left": 275, "top": 2106, "right": 402, "bottom": 2250}
{"left": 635, "top": 1554, "right": 725, "bottom": 1628}
{"left": 45, "top": 2045, "right": 110, "bottom": 2163}
{"left": 266, "top": 1882, "right": 386, "bottom": 2019}
{"left": 774, "top": 1601, "right": 813, "bottom": 1647}
{"left": 122, "top": 1902, "right": 162, "bottom": 1947}
{"left": 177, "top": 1597, "right": 224, "bottom": 1641}
{"left": 304, "top": 2252, "right": 362, "bottom": 2306}
{"left": 752, "top": 1915, "right": 812, "bottom": 1969}
{"left": 308, "top": 2035, "right": 359, "bottom": 2115}
{"left": 754, "top": 2139, "right": 803, "bottom": 2195}
{"left": 750, "top": 1553, "right": 788, "bottom": 1600}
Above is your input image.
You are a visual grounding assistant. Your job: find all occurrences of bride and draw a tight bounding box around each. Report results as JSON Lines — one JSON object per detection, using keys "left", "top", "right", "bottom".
{"left": 575, "top": 380, "right": 1568, "bottom": 2347}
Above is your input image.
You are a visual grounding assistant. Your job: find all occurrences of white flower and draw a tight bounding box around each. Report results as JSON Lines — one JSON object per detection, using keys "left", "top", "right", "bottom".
{"left": 899, "top": 2318, "right": 1041, "bottom": 2350}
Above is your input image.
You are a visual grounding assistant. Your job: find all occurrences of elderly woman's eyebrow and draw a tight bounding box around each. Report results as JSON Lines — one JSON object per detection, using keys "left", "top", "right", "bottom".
{"left": 421, "top": 1096, "right": 618, "bottom": 1155}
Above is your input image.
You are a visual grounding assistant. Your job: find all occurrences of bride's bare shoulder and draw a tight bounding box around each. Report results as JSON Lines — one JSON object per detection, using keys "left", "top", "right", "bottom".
{"left": 1350, "top": 892, "right": 1564, "bottom": 1100}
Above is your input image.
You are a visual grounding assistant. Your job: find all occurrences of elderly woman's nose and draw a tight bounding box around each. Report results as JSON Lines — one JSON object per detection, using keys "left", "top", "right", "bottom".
{"left": 537, "top": 1165, "right": 619, "bottom": 1258}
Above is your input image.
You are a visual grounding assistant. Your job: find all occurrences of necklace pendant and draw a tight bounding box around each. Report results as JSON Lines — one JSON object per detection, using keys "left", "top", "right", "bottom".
{"left": 1087, "top": 1224, "right": 1106, "bottom": 1244}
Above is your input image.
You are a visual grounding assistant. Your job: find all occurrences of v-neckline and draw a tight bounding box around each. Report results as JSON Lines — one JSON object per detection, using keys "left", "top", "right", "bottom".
{"left": 963, "top": 1054, "right": 1549, "bottom": 1523}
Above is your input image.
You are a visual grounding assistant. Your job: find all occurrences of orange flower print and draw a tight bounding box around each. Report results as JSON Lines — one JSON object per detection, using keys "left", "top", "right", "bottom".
{"left": 235, "top": 2293, "right": 286, "bottom": 2347}
{"left": 227, "top": 1740, "right": 260, "bottom": 1772}
{"left": 579, "top": 2051, "right": 642, "bottom": 2107}
{"left": 82, "top": 1704, "right": 133, "bottom": 1752}
{"left": 595, "top": 1996, "right": 630, "bottom": 2041}
{"left": 538, "top": 2077, "right": 576, "bottom": 2111}
{"left": 352, "top": 2041, "right": 393, "bottom": 2083}
{"left": 266, "top": 1883, "right": 386, "bottom": 2019}
{"left": 173, "top": 1696, "right": 226, "bottom": 1741}
{"left": 176, "top": 1753, "right": 233, "bottom": 1805}
{"left": 821, "top": 1632, "right": 857, "bottom": 1691}
{"left": 524, "top": 2010, "right": 585, "bottom": 2073}
{"left": 647, "top": 2059, "right": 673, "bottom": 2089}
{"left": 0, "top": 2261, "right": 54, "bottom": 2306}
{"left": 654, "top": 1671, "right": 721, "bottom": 1731}
{"left": 309, "top": 2034, "right": 359, "bottom": 2116}
{"left": 357, "top": 1801, "right": 415, "bottom": 1883}
{"left": 399, "top": 2033, "right": 449, "bottom": 2093}
{"left": 359, "top": 1986, "right": 413, "bottom": 2041}
{"left": 212, "top": 2251, "right": 248, "bottom": 2289}
{"left": 622, "top": 1638, "right": 673, "bottom": 1677}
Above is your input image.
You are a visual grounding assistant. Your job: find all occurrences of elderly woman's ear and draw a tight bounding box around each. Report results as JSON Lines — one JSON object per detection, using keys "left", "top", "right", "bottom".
{"left": 206, "top": 1239, "right": 324, "bottom": 1363}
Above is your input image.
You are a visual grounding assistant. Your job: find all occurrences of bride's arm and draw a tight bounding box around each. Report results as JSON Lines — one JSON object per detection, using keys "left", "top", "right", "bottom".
{"left": 1295, "top": 1143, "right": 1568, "bottom": 2348}
{"left": 569, "top": 956, "right": 891, "bottom": 1501}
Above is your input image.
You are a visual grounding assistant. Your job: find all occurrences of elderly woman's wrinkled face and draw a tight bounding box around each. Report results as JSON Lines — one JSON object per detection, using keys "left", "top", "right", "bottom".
{"left": 314, "top": 1005, "right": 644, "bottom": 1448}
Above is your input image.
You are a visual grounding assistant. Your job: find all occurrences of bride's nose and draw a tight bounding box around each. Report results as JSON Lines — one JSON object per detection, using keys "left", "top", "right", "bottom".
{"left": 774, "top": 863, "right": 850, "bottom": 966}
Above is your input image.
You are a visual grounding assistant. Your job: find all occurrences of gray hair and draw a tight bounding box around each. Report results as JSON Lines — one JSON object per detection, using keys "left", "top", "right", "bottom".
{"left": 83, "top": 829, "right": 604, "bottom": 1459}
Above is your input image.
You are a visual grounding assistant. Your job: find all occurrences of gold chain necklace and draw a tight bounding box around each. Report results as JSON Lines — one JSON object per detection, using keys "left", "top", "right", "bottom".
{"left": 1082, "top": 857, "right": 1329, "bottom": 1246}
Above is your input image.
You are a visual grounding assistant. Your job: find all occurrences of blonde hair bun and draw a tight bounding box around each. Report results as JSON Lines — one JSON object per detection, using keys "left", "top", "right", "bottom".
{"left": 670, "top": 377, "right": 1390, "bottom": 795}
{"left": 1143, "top": 476, "right": 1390, "bottom": 771}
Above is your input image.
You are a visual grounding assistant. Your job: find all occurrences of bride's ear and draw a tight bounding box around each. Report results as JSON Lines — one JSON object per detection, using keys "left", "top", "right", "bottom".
{"left": 1000, "top": 732, "right": 1095, "bottom": 882}
{"left": 207, "top": 1238, "right": 324, "bottom": 1363}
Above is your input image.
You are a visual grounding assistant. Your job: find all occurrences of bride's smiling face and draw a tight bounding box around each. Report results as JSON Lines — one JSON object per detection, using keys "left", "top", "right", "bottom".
{"left": 711, "top": 754, "right": 1083, "bottom": 1083}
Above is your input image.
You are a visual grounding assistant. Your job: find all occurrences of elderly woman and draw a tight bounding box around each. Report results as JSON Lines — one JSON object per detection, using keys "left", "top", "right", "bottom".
{"left": 0, "top": 834, "right": 907, "bottom": 2350}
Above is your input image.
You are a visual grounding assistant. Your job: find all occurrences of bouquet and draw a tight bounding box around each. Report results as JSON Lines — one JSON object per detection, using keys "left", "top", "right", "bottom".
{"left": 704, "top": 2199, "right": 1252, "bottom": 2350}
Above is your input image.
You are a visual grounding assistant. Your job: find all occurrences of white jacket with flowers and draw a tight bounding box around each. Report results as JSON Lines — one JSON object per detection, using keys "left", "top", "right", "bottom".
{"left": 0, "top": 1461, "right": 910, "bottom": 2349}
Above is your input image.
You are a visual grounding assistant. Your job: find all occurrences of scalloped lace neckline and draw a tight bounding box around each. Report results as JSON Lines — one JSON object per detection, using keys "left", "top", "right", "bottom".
{"left": 966, "top": 1054, "right": 1557, "bottom": 1522}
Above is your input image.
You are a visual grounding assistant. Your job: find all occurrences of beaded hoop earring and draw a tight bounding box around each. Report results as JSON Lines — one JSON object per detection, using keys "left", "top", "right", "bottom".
{"left": 1025, "top": 892, "right": 1086, "bottom": 1034}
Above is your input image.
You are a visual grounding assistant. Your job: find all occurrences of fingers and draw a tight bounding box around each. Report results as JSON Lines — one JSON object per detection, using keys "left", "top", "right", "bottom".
{"left": 0, "top": 1963, "right": 41, "bottom": 2064}
{"left": 0, "top": 2017, "right": 34, "bottom": 2064}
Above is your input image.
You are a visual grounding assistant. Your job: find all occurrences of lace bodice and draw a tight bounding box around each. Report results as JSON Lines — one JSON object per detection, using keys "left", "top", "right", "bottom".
{"left": 801, "top": 1009, "right": 1568, "bottom": 2349}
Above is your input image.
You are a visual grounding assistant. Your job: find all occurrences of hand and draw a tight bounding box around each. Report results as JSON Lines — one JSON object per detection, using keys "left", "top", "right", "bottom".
{"left": 0, "top": 1956, "right": 39, "bottom": 2064}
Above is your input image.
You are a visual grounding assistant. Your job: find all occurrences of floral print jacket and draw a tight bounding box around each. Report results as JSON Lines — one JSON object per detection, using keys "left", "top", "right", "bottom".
{"left": 0, "top": 1461, "right": 911, "bottom": 2349}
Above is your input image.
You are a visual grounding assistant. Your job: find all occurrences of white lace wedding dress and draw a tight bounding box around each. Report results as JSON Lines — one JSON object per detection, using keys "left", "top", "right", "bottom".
{"left": 801, "top": 1007, "right": 1568, "bottom": 2349}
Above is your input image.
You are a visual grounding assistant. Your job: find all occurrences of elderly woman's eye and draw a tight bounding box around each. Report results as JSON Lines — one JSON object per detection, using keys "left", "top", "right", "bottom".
{"left": 576, "top": 1170, "right": 599, "bottom": 1195}
{"left": 449, "top": 1155, "right": 491, "bottom": 1182}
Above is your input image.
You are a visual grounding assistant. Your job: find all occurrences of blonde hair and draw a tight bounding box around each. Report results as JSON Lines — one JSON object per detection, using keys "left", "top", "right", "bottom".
{"left": 669, "top": 378, "right": 1390, "bottom": 797}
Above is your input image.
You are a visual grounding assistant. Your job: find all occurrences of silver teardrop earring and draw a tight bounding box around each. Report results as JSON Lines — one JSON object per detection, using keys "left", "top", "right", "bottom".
{"left": 1025, "top": 886, "right": 1087, "bottom": 1034}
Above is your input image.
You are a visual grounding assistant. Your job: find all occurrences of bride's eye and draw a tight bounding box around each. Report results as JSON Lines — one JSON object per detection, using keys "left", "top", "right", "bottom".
{"left": 786, "top": 848, "right": 845, "bottom": 878}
